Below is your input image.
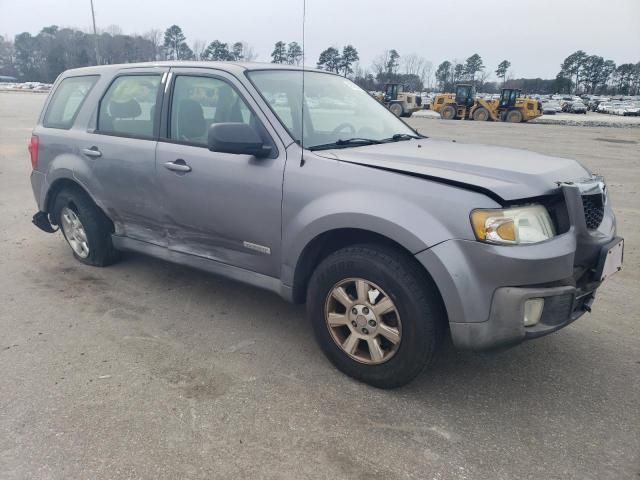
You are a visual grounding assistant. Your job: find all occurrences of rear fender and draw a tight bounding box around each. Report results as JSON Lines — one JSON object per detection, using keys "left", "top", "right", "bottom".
{"left": 40, "top": 140, "right": 112, "bottom": 214}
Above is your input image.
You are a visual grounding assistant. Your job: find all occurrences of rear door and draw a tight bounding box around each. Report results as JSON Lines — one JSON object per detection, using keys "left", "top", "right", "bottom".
{"left": 155, "top": 68, "right": 286, "bottom": 277}
{"left": 79, "top": 67, "right": 168, "bottom": 245}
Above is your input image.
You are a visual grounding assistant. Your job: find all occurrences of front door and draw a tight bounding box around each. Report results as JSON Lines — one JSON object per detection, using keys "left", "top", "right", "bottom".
{"left": 80, "top": 68, "right": 168, "bottom": 245}
{"left": 155, "top": 69, "right": 286, "bottom": 277}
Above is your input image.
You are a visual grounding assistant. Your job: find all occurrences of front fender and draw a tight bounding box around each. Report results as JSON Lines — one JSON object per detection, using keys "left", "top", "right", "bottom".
{"left": 279, "top": 151, "right": 501, "bottom": 287}
{"left": 281, "top": 189, "right": 456, "bottom": 286}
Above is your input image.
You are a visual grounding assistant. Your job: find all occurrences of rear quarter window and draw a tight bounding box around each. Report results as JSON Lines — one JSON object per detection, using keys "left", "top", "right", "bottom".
{"left": 42, "top": 76, "right": 98, "bottom": 129}
{"left": 97, "top": 74, "right": 162, "bottom": 139}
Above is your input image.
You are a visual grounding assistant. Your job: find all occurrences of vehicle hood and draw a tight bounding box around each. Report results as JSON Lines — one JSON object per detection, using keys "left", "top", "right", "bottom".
{"left": 316, "top": 138, "right": 592, "bottom": 202}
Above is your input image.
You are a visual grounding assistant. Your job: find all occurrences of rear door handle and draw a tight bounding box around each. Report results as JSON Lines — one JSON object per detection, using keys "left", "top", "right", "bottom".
{"left": 82, "top": 147, "right": 102, "bottom": 158}
{"left": 163, "top": 160, "right": 192, "bottom": 173}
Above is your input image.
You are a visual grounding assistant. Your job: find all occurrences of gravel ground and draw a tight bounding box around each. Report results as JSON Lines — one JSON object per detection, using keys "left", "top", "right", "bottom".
{"left": 1, "top": 92, "right": 639, "bottom": 480}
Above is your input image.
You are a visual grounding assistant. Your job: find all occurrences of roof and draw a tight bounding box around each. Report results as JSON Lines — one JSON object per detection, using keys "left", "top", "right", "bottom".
{"left": 61, "top": 61, "right": 314, "bottom": 76}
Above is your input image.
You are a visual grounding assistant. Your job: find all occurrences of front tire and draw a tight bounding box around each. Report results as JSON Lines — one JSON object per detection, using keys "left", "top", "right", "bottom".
{"left": 440, "top": 105, "right": 457, "bottom": 120}
{"left": 505, "top": 109, "right": 523, "bottom": 123}
{"left": 472, "top": 107, "right": 490, "bottom": 121}
{"left": 306, "top": 245, "right": 446, "bottom": 388}
{"left": 52, "top": 188, "right": 119, "bottom": 267}
{"left": 389, "top": 103, "right": 404, "bottom": 117}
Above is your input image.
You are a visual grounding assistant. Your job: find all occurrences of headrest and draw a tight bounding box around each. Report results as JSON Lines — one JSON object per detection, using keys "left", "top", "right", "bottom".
{"left": 109, "top": 99, "right": 142, "bottom": 119}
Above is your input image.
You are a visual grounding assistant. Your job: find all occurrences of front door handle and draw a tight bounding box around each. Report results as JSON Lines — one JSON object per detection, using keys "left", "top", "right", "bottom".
{"left": 82, "top": 147, "right": 102, "bottom": 158}
{"left": 163, "top": 159, "right": 192, "bottom": 173}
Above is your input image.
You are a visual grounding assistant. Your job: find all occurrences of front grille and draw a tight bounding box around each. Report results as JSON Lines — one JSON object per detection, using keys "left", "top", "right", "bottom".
{"left": 581, "top": 194, "right": 604, "bottom": 230}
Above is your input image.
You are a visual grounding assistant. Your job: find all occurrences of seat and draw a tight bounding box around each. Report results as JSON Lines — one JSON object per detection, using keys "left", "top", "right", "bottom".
{"left": 214, "top": 86, "right": 245, "bottom": 123}
{"left": 177, "top": 99, "right": 207, "bottom": 142}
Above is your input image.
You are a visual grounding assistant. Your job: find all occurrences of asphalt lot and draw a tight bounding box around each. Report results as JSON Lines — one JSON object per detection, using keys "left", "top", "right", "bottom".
{"left": 0, "top": 91, "right": 638, "bottom": 480}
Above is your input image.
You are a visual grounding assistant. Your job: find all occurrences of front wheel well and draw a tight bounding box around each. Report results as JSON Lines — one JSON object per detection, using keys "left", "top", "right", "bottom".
{"left": 291, "top": 228, "right": 442, "bottom": 306}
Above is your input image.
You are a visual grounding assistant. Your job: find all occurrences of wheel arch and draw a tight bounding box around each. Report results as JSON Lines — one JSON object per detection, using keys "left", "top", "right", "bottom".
{"left": 290, "top": 227, "right": 444, "bottom": 306}
{"left": 45, "top": 177, "right": 114, "bottom": 232}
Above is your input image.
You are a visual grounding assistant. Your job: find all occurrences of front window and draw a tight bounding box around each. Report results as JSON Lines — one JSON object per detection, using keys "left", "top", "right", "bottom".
{"left": 169, "top": 75, "right": 255, "bottom": 146}
{"left": 248, "top": 70, "right": 416, "bottom": 150}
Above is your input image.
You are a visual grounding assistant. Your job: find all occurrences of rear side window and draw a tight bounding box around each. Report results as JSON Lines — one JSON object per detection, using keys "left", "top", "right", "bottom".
{"left": 97, "top": 74, "right": 162, "bottom": 139}
{"left": 43, "top": 76, "right": 98, "bottom": 129}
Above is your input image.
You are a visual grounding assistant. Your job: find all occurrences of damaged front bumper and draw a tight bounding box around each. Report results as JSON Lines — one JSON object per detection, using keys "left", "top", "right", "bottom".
{"left": 417, "top": 180, "right": 623, "bottom": 351}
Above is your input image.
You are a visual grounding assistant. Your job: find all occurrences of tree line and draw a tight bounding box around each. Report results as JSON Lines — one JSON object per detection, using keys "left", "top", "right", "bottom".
{"left": 434, "top": 54, "right": 490, "bottom": 92}
{"left": 349, "top": 49, "right": 434, "bottom": 92}
{"left": 0, "top": 24, "right": 259, "bottom": 83}
{"left": 433, "top": 51, "right": 639, "bottom": 95}
{"left": 556, "top": 50, "right": 639, "bottom": 95}
{"left": 0, "top": 24, "right": 638, "bottom": 95}
{"left": 0, "top": 26, "right": 157, "bottom": 82}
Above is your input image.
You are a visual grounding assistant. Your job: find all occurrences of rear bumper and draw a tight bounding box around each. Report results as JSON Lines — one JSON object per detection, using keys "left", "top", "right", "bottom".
{"left": 30, "top": 170, "right": 47, "bottom": 211}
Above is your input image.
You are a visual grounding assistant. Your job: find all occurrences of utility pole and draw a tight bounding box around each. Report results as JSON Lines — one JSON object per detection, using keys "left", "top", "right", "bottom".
{"left": 90, "top": 0, "right": 99, "bottom": 64}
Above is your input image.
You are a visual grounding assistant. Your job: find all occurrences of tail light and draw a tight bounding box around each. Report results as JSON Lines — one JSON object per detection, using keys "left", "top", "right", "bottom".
{"left": 28, "top": 134, "right": 39, "bottom": 170}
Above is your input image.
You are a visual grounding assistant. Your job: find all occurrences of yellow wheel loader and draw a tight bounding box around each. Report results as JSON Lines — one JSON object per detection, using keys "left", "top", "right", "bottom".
{"left": 431, "top": 85, "right": 542, "bottom": 122}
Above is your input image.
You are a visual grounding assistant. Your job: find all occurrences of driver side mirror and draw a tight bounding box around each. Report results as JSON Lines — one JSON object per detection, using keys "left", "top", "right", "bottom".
{"left": 207, "top": 123, "right": 272, "bottom": 158}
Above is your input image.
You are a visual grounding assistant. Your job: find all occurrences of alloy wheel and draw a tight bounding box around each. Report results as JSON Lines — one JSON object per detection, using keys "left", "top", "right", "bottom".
{"left": 60, "top": 206, "right": 90, "bottom": 258}
{"left": 324, "top": 278, "right": 402, "bottom": 365}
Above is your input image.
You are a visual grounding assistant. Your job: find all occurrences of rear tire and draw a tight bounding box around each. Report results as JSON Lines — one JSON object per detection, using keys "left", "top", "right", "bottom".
{"left": 440, "top": 105, "right": 457, "bottom": 120}
{"left": 505, "top": 109, "right": 523, "bottom": 123}
{"left": 472, "top": 107, "right": 490, "bottom": 121}
{"left": 306, "top": 244, "right": 446, "bottom": 389}
{"left": 52, "top": 188, "right": 119, "bottom": 267}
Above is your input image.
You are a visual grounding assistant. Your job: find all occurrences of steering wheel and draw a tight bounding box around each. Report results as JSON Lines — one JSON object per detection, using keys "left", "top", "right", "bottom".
{"left": 332, "top": 122, "right": 356, "bottom": 135}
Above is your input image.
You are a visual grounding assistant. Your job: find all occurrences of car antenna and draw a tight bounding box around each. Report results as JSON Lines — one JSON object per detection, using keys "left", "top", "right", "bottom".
{"left": 300, "top": 0, "right": 306, "bottom": 167}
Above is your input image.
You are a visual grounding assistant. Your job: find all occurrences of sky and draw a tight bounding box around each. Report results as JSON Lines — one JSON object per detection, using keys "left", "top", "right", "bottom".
{"left": 1, "top": 0, "right": 639, "bottom": 79}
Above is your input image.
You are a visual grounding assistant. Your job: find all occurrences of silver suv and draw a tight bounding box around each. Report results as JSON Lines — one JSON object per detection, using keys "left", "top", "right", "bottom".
{"left": 29, "top": 62, "right": 623, "bottom": 388}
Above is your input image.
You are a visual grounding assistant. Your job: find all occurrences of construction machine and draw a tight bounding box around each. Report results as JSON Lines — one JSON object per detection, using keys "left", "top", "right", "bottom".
{"left": 431, "top": 85, "right": 542, "bottom": 122}
{"left": 381, "top": 83, "right": 423, "bottom": 117}
{"left": 494, "top": 88, "right": 543, "bottom": 122}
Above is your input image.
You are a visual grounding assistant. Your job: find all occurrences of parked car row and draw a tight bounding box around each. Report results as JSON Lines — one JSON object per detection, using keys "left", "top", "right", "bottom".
{"left": 595, "top": 100, "right": 640, "bottom": 116}
{"left": 537, "top": 94, "right": 640, "bottom": 116}
{"left": 0, "top": 81, "right": 52, "bottom": 91}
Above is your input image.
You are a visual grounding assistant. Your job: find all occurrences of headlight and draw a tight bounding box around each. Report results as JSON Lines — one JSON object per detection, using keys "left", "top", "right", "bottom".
{"left": 470, "top": 205, "right": 556, "bottom": 244}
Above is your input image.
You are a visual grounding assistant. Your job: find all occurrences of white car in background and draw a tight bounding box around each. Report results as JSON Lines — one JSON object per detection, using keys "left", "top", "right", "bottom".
{"left": 610, "top": 103, "right": 631, "bottom": 116}
{"left": 597, "top": 102, "right": 613, "bottom": 114}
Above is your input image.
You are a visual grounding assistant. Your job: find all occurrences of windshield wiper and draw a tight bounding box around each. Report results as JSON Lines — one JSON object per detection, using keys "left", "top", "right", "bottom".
{"left": 384, "top": 133, "right": 422, "bottom": 142}
{"left": 308, "top": 137, "right": 384, "bottom": 151}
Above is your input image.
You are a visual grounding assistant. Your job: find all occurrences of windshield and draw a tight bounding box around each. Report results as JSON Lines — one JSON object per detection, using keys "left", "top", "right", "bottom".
{"left": 248, "top": 70, "right": 416, "bottom": 150}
